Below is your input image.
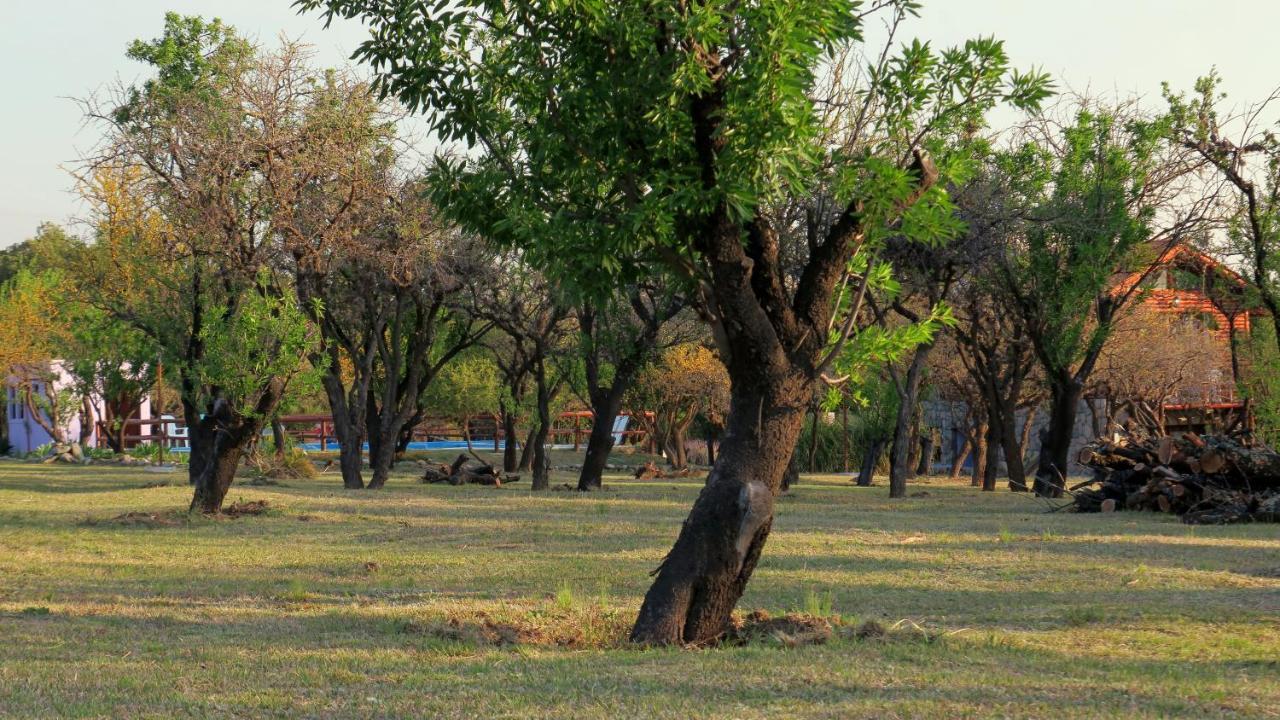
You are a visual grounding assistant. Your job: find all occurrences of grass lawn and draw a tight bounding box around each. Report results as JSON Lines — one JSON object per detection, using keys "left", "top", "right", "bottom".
{"left": 1, "top": 454, "right": 1278, "bottom": 719}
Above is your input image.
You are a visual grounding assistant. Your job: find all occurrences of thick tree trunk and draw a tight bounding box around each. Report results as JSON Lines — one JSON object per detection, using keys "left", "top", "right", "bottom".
{"left": 857, "top": 438, "right": 885, "bottom": 487}
{"left": 630, "top": 375, "right": 808, "bottom": 646}
{"left": 994, "top": 399, "right": 1027, "bottom": 492}
{"left": 1033, "top": 380, "right": 1082, "bottom": 498}
{"left": 577, "top": 388, "right": 626, "bottom": 491}
{"left": 368, "top": 431, "right": 398, "bottom": 489}
{"left": 888, "top": 344, "right": 933, "bottom": 498}
{"left": 318, "top": 357, "right": 369, "bottom": 489}
{"left": 328, "top": 410, "right": 366, "bottom": 490}
{"left": 187, "top": 414, "right": 255, "bottom": 514}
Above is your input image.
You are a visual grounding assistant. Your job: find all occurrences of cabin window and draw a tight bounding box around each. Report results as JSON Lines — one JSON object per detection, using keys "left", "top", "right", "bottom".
{"left": 1170, "top": 267, "right": 1204, "bottom": 292}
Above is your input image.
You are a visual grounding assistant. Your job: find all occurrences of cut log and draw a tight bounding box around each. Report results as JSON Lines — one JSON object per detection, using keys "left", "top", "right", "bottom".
{"left": 1199, "top": 449, "right": 1225, "bottom": 475}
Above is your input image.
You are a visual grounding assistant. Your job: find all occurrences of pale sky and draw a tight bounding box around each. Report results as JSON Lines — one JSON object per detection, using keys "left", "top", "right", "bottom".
{"left": 2, "top": 0, "right": 1278, "bottom": 247}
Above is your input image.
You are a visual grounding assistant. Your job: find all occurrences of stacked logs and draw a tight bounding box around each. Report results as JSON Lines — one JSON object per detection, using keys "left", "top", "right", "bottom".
{"left": 422, "top": 454, "right": 520, "bottom": 487}
{"left": 1073, "top": 433, "right": 1280, "bottom": 524}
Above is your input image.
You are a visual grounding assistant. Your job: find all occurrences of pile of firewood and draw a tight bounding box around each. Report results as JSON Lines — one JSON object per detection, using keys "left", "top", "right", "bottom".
{"left": 1072, "top": 432, "right": 1280, "bottom": 524}
{"left": 421, "top": 454, "right": 520, "bottom": 487}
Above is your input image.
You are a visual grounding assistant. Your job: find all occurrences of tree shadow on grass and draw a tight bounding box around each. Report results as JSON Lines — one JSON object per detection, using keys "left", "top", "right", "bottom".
{"left": 2, "top": 606, "right": 1274, "bottom": 718}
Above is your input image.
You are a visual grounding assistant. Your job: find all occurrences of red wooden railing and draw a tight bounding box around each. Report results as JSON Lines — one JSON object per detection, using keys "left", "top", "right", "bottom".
{"left": 276, "top": 410, "right": 654, "bottom": 453}
{"left": 97, "top": 410, "right": 655, "bottom": 455}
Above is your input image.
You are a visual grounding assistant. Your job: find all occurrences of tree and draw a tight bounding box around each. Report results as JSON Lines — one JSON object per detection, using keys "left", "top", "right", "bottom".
{"left": 1089, "top": 304, "right": 1222, "bottom": 433}
{"left": 302, "top": 0, "right": 1050, "bottom": 644}
{"left": 77, "top": 16, "right": 372, "bottom": 512}
{"left": 996, "top": 108, "right": 1205, "bottom": 497}
{"left": 293, "top": 179, "right": 489, "bottom": 490}
{"left": 474, "top": 261, "right": 570, "bottom": 489}
{"left": 423, "top": 351, "right": 500, "bottom": 452}
{"left": 0, "top": 269, "right": 77, "bottom": 448}
{"left": 627, "top": 344, "right": 730, "bottom": 470}
{"left": 575, "top": 285, "right": 689, "bottom": 490}
{"left": 1165, "top": 72, "right": 1279, "bottom": 353}
{"left": 952, "top": 285, "right": 1040, "bottom": 491}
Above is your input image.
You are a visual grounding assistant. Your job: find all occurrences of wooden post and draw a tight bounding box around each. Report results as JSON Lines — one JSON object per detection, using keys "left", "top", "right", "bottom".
{"left": 573, "top": 415, "right": 581, "bottom": 451}
{"left": 156, "top": 361, "right": 166, "bottom": 465}
{"left": 320, "top": 420, "right": 329, "bottom": 452}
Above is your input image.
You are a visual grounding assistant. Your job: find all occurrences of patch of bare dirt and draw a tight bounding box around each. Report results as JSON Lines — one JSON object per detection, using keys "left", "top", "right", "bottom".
{"left": 729, "top": 609, "right": 834, "bottom": 647}
{"left": 220, "top": 499, "right": 272, "bottom": 518}
{"left": 84, "top": 511, "right": 185, "bottom": 528}
{"left": 401, "top": 615, "right": 549, "bottom": 647}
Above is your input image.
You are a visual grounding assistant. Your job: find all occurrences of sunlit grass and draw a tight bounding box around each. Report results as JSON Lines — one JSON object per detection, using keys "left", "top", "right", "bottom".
{"left": 0, "top": 457, "right": 1277, "bottom": 718}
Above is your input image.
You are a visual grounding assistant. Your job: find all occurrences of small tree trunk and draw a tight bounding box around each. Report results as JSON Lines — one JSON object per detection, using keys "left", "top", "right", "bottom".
{"left": 781, "top": 452, "right": 799, "bottom": 492}
{"left": 982, "top": 420, "right": 1001, "bottom": 492}
{"left": 806, "top": 407, "right": 820, "bottom": 473}
{"left": 462, "top": 416, "right": 474, "bottom": 453}
{"left": 916, "top": 429, "right": 935, "bottom": 477}
{"left": 577, "top": 387, "right": 626, "bottom": 491}
{"left": 888, "top": 344, "right": 934, "bottom": 497}
{"left": 970, "top": 422, "right": 988, "bottom": 488}
{"left": 857, "top": 438, "right": 885, "bottom": 487}
{"left": 1019, "top": 406, "right": 1039, "bottom": 469}
{"left": 531, "top": 359, "right": 553, "bottom": 490}
{"left": 500, "top": 406, "right": 519, "bottom": 473}
{"left": 518, "top": 427, "right": 537, "bottom": 472}
{"left": 950, "top": 437, "right": 972, "bottom": 480}
{"left": 670, "top": 428, "right": 689, "bottom": 470}
{"left": 994, "top": 399, "right": 1027, "bottom": 492}
{"left": 327, "top": 411, "right": 365, "bottom": 490}
{"left": 1033, "top": 380, "right": 1082, "bottom": 498}
{"left": 271, "top": 418, "right": 287, "bottom": 460}
{"left": 841, "top": 405, "right": 850, "bottom": 473}
{"left": 906, "top": 415, "right": 922, "bottom": 482}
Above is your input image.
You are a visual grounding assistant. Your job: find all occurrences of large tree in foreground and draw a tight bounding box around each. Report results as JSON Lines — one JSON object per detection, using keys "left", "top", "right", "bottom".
{"left": 302, "top": 0, "right": 1049, "bottom": 645}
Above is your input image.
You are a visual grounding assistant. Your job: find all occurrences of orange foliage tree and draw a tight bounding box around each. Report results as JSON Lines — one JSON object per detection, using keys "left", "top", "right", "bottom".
{"left": 627, "top": 345, "right": 730, "bottom": 469}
